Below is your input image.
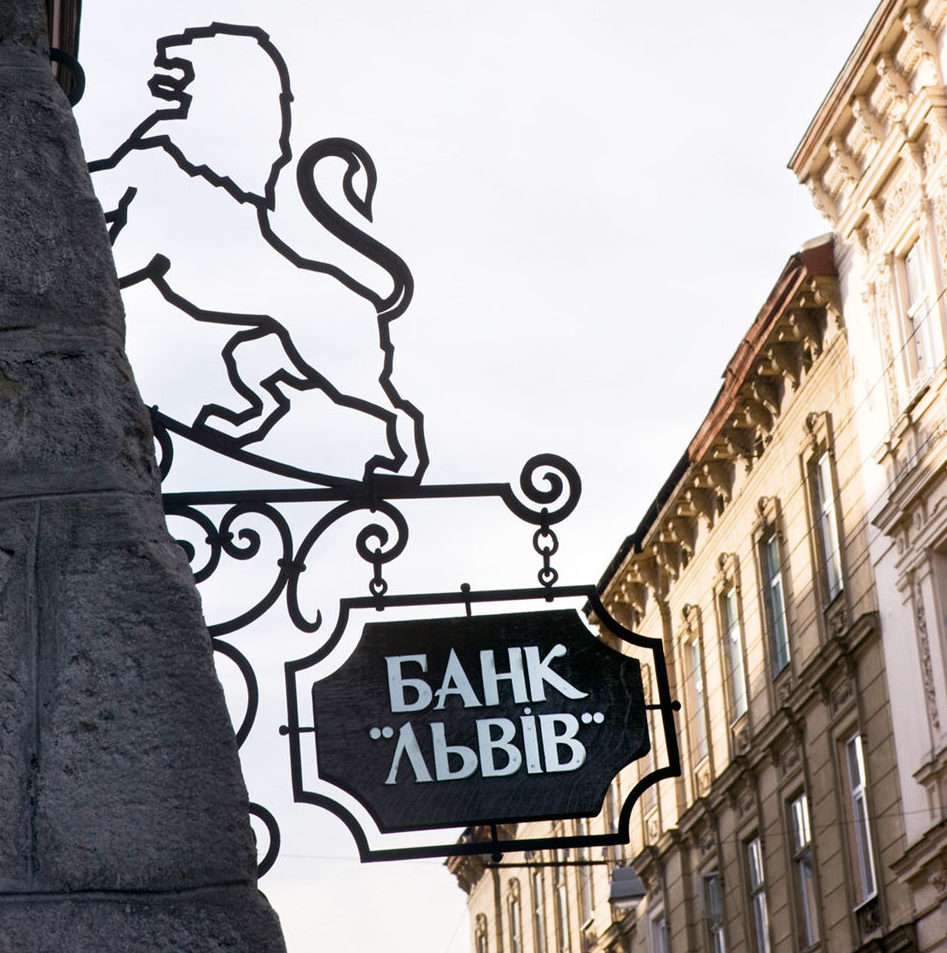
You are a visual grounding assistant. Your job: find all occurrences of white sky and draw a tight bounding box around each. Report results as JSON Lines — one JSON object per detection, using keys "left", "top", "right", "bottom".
{"left": 74, "top": 3, "right": 880, "bottom": 952}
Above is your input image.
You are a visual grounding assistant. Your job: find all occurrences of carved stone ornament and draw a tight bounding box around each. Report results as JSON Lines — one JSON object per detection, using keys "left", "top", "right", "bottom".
{"left": 924, "top": 127, "right": 945, "bottom": 172}
{"left": 876, "top": 54, "right": 911, "bottom": 123}
{"left": 776, "top": 674, "right": 795, "bottom": 706}
{"left": 932, "top": 175, "right": 947, "bottom": 276}
{"left": 646, "top": 813, "right": 660, "bottom": 843}
{"left": 780, "top": 744, "right": 802, "bottom": 777}
{"left": 914, "top": 574, "right": 941, "bottom": 731}
{"left": 868, "top": 267, "right": 901, "bottom": 419}
{"left": 831, "top": 679, "right": 855, "bottom": 717}
{"left": 930, "top": 862, "right": 947, "bottom": 896}
{"left": 852, "top": 96, "right": 885, "bottom": 147}
{"left": 700, "top": 830, "right": 716, "bottom": 857}
{"left": 696, "top": 763, "right": 712, "bottom": 798}
{"left": 884, "top": 170, "right": 919, "bottom": 227}
{"left": 807, "top": 177, "right": 839, "bottom": 222}
{"left": 738, "top": 791, "right": 754, "bottom": 818}
{"left": 827, "top": 600, "right": 849, "bottom": 640}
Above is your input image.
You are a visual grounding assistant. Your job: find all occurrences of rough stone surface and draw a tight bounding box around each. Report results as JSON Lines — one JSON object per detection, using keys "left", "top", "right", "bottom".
{"left": 0, "top": 0, "right": 286, "bottom": 946}
{"left": 0, "top": 888, "right": 286, "bottom": 953}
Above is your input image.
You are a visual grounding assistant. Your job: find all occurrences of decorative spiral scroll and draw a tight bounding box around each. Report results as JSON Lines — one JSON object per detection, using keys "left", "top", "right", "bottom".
{"left": 287, "top": 499, "right": 408, "bottom": 630}
{"left": 151, "top": 408, "right": 174, "bottom": 481}
{"left": 212, "top": 637, "right": 258, "bottom": 747}
{"left": 249, "top": 801, "right": 281, "bottom": 877}
{"left": 503, "top": 454, "right": 582, "bottom": 524}
{"left": 164, "top": 501, "right": 296, "bottom": 636}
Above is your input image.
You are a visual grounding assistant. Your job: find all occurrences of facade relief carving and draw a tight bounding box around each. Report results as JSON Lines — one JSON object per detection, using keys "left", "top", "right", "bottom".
{"left": 914, "top": 572, "right": 941, "bottom": 731}
{"left": 876, "top": 54, "right": 912, "bottom": 124}
{"left": 902, "top": 7, "right": 944, "bottom": 86}
{"left": 853, "top": 95, "right": 886, "bottom": 150}
{"left": 884, "top": 167, "right": 921, "bottom": 227}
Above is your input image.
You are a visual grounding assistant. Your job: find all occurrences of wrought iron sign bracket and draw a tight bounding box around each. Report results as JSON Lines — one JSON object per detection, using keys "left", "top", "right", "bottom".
{"left": 92, "top": 22, "right": 682, "bottom": 874}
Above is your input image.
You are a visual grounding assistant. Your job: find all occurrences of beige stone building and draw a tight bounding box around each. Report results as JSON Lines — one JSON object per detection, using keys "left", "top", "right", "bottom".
{"left": 449, "top": 4, "right": 947, "bottom": 952}
{"left": 450, "top": 235, "right": 914, "bottom": 953}
{"left": 790, "top": 2, "right": 947, "bottom": 949}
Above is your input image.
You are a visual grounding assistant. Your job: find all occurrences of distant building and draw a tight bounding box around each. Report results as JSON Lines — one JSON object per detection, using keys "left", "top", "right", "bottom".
{"left": 449, "top": 2, "right": 947, "bottom": 950}
{"left": 449, "top": 235, "right": 915, "bottom": 953}
{"left": 791, "top": 0, "right": 947, "bottom": 948}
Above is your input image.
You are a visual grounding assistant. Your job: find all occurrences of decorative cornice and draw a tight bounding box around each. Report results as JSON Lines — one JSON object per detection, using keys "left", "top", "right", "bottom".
{"left": 599, "top": 242, "right": 838, "bottom": 611}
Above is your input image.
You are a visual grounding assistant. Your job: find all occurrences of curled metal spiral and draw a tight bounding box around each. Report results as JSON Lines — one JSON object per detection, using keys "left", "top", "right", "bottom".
{"left": 286, "top": 499, "right": 409, "bottom": 630}
{"left": 504, "top": 454, "right": 581, "bottom": 525}
{"left": 164, "top": 502, "right": 295, "bottom": 635}
{"left": 249, "top": 801, "right": 281, "bottom": 877}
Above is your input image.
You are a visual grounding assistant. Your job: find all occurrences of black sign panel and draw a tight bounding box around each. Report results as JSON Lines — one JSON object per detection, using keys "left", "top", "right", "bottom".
{"left": 310, "top": 608, "right": 649, "bottom": 833}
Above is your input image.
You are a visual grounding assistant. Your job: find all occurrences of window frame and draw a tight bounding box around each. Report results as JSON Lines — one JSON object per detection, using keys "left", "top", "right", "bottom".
{"left": 789, "top": 792, "right": 820, "bottom": 948}
{"left": 893, "top": 234, "right": 938, "bottom": 396}
{"left": 532, "top": 868, "right": 548, "bottom": 953}
{"left": 475, "top": 913, "right": 490, "bottom": 953}
{"left": 701, "top": 870, "right": 727, "bottom": 953}
{"left": 844, "top": 733, "right": 878, "bottom": 906}
{"left": 802, "top": 414, "right": 848, "bottom": 621}
{"left": 721, "top": 582, "right": 749, "bottom": 721}
{"left": 553, "top": 847, "right": 571, "bottom": 953}
{"left": 649, "top": 909, "right": 668, "bottom": 953}
{"left": 814, "top": 450, "right": 843, "bottom": 603}
{"left": 745, "top": 836, "right": 771, "bottom": 953}
{"left": 751, "top": 496, "right": 793, "bottom": 679}
{"left": 509, "top": 879, "right": 523, "bottom": 953}
{"left": 680, "top": 605, "right": 712, "bottom": 778}
{"left": 575, "top": 818, "right": 595, "bottom": 925}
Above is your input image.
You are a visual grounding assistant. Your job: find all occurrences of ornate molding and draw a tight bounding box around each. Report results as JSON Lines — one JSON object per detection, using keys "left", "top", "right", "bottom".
{"left": 914, "top": 573, "right": 941, "bottom": 732}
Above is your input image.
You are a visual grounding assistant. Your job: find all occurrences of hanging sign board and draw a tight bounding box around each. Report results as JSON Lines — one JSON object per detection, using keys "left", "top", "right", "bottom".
{"left": 308, "top": 607, "right": 650, "bottom": 833}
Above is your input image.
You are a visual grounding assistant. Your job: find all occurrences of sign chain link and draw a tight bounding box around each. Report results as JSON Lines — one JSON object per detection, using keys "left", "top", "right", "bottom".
{"left": 533, "top": 507, "right": 559, "bottom": 588}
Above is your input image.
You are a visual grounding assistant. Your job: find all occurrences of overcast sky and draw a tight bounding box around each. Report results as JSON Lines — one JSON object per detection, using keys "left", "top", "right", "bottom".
{"left": 75, "top": 3, "right": 880, "bottom": 951}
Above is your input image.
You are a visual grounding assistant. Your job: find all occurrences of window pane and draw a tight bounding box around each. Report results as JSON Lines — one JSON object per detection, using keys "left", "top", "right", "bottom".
{"left": 765, "top": 535, "right": 790, "bottom": 671}
{"left": 791, "top": 794, "right": 819, "bottom": 945}
{"left": 532, "top": 871, "right": 547, "bottom": 953}
{"left": 905, "top": 241, "right": 934, "bottom": 374}
{"left": 650, "top": 915, "right": 668, "bottom": 953}
{"left": 724, "top": 587, "right": 748, "bottom": 717}
{"left": 746, "top": 838, "right": 771, "bottom": 953}
{"left": 690, "top": 641, "right": 707, "bottom": 760}
{"left": 816, "top": 453, "right": 843, "bottom": 600}
{"left": 747, "top": 838, "right": 764, "bottom": 890}
{"left": 846, "top": 735, "right": 877, "bottom": 902}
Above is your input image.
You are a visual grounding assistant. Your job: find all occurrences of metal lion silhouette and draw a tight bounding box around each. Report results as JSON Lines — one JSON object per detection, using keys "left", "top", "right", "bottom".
{"left": 90, "top": 23, "right": 427, "bottom": 486}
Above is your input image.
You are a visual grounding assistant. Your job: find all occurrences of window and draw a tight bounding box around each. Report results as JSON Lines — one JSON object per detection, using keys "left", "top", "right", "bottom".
{"left": 814, "top": 452, "right": 843, "bottom": 602}
{"left": 762, "top": 533, "right": 790, "bottom": 673}
{"left": 899, "top": 238, "right": 936, "bottom": 388}
{"left": 532, "top": 869, "right": 548, "bottom": 953}
{"left": 701, "top": 872, "right": 726, "bottom": 953}
{"left": 790, "top": 793, "right": 819, "bottom": 947}
{"left": 746, "top": 838, "right": 771, "bottom": 953}
{"left": 845, "top": 734, "right": 878, "bottom": 904}
{"left": 575, "top": 819, "right": 594, "bottom": 923}
{"left": 509, "top": 881, "right": 522, "bottom": 953}
{"left": 476, "top": 914, "right": 489, "bottom": 953}
{"left": 554, "top": 851, "right": 571, "bottom": 953}
{"left": 722, "top": 586, "right": 748, "bottom": 718}
{"left": 649, "top": 912, "right": 668, "bottom": 953}
{"left": 688, "top": 639, "right": 708, "bottom": 761}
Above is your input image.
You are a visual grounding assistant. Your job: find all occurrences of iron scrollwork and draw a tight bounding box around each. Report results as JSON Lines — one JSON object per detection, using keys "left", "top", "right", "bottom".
{"left": 91, "top": 22, "right": 678, "bottom": 873}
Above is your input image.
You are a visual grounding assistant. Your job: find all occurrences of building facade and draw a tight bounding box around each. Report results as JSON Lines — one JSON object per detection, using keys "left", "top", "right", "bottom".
{"left": 450, "top": 237, "right": 915, "bottom": 953}
{"left": 450, "top": 4, "right": 947, "bottom": 953}
{"left": 791, "top": 1, "right": 947, "bottom": 949}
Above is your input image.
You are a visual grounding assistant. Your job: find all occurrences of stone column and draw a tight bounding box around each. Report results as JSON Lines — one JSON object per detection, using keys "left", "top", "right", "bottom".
{"left": 0, "top": 2, "right": 287, "bottom": 949}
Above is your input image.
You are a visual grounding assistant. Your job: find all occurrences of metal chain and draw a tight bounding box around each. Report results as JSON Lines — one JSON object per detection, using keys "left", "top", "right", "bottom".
{"left": 532, "top": 508, "right": 559, "bottom": 588}
{"left": 369, "top": 547, "right": 388, "bottom": 598}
